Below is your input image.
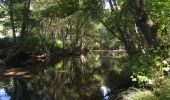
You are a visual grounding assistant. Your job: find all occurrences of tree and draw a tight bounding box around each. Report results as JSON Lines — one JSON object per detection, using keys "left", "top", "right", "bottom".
{"left": 20, "top": 0, "right": 31, "bottom": 38}
{"left": 128, "top": 0, "right": 160, "bottom": 48}
{"left": 9, "top": 0, "right": 16, "bottom": 42}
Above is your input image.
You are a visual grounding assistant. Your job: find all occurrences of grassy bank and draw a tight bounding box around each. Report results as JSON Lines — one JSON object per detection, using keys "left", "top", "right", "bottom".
{"left": 118, "top": 76, "right": 170, "bottom": 100}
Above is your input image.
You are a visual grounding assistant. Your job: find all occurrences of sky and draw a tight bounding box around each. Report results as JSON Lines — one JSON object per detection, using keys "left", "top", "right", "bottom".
{"left": 0, "top": 0, "right": 3, "bottom": 4}
{"left": 104, "top": 0, "right": 110, "bottom": 9}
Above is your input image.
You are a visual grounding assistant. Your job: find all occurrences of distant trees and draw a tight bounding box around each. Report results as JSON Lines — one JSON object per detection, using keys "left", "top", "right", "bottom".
{"left": 0, "top": 0, "right": 169, "bottom": 57}
{"left": 86, "top": 0, "right": 169, "bottom": 57}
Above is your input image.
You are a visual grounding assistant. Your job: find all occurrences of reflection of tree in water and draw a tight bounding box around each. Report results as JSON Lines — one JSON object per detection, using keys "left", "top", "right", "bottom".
{"left": 0, "top": 78, "right": 14, "bottom": 96}
{"left": 0, "top": 77, "right": 37, "bottom": 100}
{"left": 98, "top": 53, "right": 132, "bottom": 99}
{"left": 25, "top": 55, "right": 103, "bottom": 100}
{"left": 0, "top": 52, "right": 132, "bottom": 100}
{"left": 104, "top": 68, "right": 132, "bottom": 90}
{"left": 102, "top": 67, "right": 132, "bottom": 99}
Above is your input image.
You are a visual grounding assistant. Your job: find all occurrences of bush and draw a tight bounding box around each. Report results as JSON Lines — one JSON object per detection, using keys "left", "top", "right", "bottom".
{"left": 22, "top": 32, "right": 40, "bottom": 55}
{"left": 155, "top": 77, "right": 170, "bottom": 100}
{"left": 0, "top": 37, "right": 13, "bottom": 58}
{"left": 122, "top": 53, "right": 170, "bottom": 88}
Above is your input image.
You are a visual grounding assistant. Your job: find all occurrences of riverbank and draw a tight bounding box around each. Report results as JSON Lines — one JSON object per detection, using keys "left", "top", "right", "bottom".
{"left": 112, "top": 75, "right": 170, "bottom": 100}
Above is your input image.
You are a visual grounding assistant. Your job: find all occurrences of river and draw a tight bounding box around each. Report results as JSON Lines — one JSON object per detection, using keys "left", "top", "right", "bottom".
{"left": 0, "top": 51, "right": 132, "bottom": 100}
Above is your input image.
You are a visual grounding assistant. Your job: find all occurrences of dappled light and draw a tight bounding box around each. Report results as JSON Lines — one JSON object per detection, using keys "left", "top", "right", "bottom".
{"left": 0, "top": 68, "right": 32, "bottom": 78}
{"left": 0, "top": 52, "right": 131, "bottom": 99}
{"left": 0, "top": 0, "right": 170, "bottom": 99}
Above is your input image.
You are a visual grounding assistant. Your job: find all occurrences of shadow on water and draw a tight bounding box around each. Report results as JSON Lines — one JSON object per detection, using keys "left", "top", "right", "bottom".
{"left": 0, "top": 51, "right": 132, "bottom": 100}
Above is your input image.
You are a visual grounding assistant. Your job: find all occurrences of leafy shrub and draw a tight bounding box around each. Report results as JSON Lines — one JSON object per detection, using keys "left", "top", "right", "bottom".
{"left": 156, "top": 77, "right": 170, "bottom": 100}
{"left": 0, "top": 37, "right": 13, "bottom": 58}
{"left": 23, "top": 32, "right": 40, "bottom": 54}
{"left": 122, "top": 53, "right": 170, "bottom": 88}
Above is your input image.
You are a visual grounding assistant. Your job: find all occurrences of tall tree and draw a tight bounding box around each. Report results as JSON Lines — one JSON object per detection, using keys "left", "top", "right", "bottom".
{"left": 9, "top": 0, "right": 16, "bottom": 42}
{"left": 128, "top": 0, "right": 160, "bottom": 48}
{"left": 97, "top": 0, "right": 137, "bottom": 56}
{"left": 20, "top": 0, "right": 31, "bottom": 38}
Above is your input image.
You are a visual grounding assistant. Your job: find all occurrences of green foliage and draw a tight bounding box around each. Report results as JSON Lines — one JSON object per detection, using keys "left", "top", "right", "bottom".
{"left": 135, "top": 75, "right": 149, "bottom": 84}
{"left": 145, "top": 0, "right": 170, "bottom": 54}
{"left": 55, "top": 39, "right": 63, "bottom": 49}
{"left": 0, "top": 0, "right": 169, "bottom": 66}
{"left": 123, "top": 53, "right": 170, "bottom": 87}
{"left": 23, "top": 32, "right": 39, "bottom": 54}
{"left": 0, "top": 37, "right": 13, "bottom": 58}
{"left": 0, "top": 78, "right": 14, "bottom": 93}
{"left": 41, "top": 0, "right": 79, "bottom": 18}
{"left": 121, "top": 88, "right": 158, "bottom": 100}
{"left": 0, "top": 0, "right": 170, "bottom": 99}
{"left": 156, "top": 76, "right": 170, "bottom": 100}
{"left": 145, "top": 0, "right": 170, "bottom": 27}
{"left": 55, "top": 60, "right": 63, "bottom": 70}
{"left": 0, "top": 37, "right": 13, "bottom": 47}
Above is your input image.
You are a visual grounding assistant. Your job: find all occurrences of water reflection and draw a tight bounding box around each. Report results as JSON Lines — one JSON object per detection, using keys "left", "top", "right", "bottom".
{"left": 100, "top": 86, "right": 110, "bottom": 100}
{"left": 0, "top": 88, "right": 11, "bottom": 100}
{"left": 0, "top": 51, "right": 131, "bottom": 100}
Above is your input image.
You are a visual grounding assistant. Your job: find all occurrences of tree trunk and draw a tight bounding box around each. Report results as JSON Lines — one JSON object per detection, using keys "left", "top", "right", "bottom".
{"left": 128, "top": 0, "right": 160, "bottom": 48}
{"left": 106, "top": 0, "right": 136, "bottom": 56}
{"left": 99, "top": 19, "right": 136, "bottom": 57}
{"left": 20, "top": 0, "right": 31, "bottom": 38}
{"left": 108, "top": 0, "right": 115, "bottom": 12}
{"left": 9, "top": 0, "right": 16, "bottom": 42}
{"left": 117, "top": 25, "right": 136, "bottom": 57}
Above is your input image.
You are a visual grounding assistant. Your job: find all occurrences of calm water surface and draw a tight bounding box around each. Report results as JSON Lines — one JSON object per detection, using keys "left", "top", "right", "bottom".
{"left": 0, "top": 51, "right": 132, "bottom": 100}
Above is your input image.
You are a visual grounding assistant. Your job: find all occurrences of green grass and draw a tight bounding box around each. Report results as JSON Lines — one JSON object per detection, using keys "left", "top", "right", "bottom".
{"left": 156, "top": 77, "right": 170, "bottom": 100}
{"left": 122, "top": 77, "right": 170, "bottom": 100}
{"left": 122, "top": 89, "right": 158, "bottom": 100}
{"left": 120, "top": 77, "right": 170, "bottom": 100}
